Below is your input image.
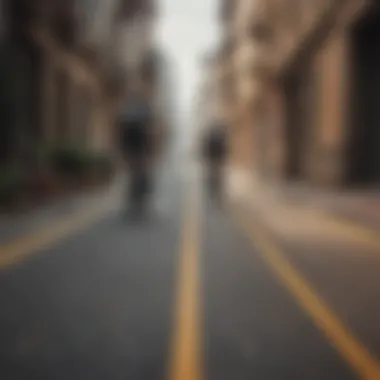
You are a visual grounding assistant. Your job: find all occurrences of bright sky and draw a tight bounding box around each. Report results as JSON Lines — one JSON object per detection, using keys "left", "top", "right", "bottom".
{"left": 156, "top": 0, "right": 220, "bottom": 126}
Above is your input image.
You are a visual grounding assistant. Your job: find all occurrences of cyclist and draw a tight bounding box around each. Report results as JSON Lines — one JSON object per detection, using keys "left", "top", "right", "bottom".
{"left": 118, "top": 97, "right": 156, "bottom": 216}
{"left": 201, "top": 122, "right": 228, "bottom": 200}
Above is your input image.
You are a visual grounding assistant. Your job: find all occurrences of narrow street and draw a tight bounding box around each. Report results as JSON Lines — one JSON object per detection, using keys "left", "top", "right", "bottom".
{"left": 1, "top": 147, "right": 380, "bottom": 380}
{"left": 3, "top": 0, "right": 380, "bottom": 379}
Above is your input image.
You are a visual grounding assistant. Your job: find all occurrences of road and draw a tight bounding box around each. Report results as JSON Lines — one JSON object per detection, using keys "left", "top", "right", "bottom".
{"left": 1, "top": 153, "right": 380, "bottom": 379}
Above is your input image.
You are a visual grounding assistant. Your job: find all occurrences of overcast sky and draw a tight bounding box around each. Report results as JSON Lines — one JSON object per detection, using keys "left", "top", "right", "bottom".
{"left": 156, "top": 0, "right": 220, "bottom": 126}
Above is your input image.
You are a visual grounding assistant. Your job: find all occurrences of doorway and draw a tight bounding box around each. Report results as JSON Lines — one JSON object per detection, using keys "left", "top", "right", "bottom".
{"left": 283, "top": 66, "right": 309, "bottom": 181}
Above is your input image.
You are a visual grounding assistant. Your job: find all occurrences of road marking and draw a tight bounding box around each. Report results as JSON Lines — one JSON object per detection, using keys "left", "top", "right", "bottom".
{"left": 234, "top": 207, "right": 380, "bottom": 380}
{"left": 0, "top": 201, "right": 117, "bottom": 269}
{"left": 168, "top": 174, "right": 203, "bottom": 380}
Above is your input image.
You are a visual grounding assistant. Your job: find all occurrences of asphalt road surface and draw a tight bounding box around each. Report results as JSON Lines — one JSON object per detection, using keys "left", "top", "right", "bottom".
{"left": 0, "top": 152, "right": 380, "bottom": 379}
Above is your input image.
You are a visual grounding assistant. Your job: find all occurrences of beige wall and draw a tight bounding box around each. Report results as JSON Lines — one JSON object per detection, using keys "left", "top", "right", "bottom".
{"left": 306, "top": 31, "right": 349, "bottom": 186}
{"left": 115, "top": 13, "right": 155, "bottom": 93}
{"left": 37, "top": 36, "right": 112, "bottom": 152}
{"left": 224, "top": 0, "right": 267, "bottom": 173}
{"left": 221, "top": 0, "right": 374, "bottom": 189}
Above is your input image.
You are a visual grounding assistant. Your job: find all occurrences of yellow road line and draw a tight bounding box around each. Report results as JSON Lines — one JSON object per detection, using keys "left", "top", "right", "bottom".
{"left": 0, "top": 201, "right": 116, "bottom": 269}
{"left": 234, "top": 208, "right": 380, "bottom": 380}
{"left": 168, "top": 177, "right": 203, "bottom": 380}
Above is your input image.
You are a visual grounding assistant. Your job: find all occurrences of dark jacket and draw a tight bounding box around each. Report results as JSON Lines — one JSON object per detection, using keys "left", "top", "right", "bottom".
{"left": 203, "top": 126, "right": 228, "bottom": 163}
{"left": 119, "top": 100, "right": 153, "bottom": 160}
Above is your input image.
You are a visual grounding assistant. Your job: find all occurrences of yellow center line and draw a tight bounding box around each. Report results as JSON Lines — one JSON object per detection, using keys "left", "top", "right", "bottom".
{"left": 0, "top": 200, "right": 117, "bottom": 269}
{"left": 233, "top": 207, "right": 380, "bottom": 380}
{"left": 168, "top": 175, "right": 203, "bottom": 380}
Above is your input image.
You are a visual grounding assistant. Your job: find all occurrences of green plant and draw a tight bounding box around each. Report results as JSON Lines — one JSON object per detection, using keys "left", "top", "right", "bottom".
{"left": 48, "top": 145, "right": 115, "bottom": 183}
{"left": 50, "top": 146, "right": 91, "bottom": 179}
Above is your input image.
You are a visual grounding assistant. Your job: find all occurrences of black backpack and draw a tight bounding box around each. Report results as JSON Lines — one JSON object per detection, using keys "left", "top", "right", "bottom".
{"left": 207, "top": 129, "right": 227, "bottom": 160}
{"left": 120, "top": 101, "right": 152, "bottom": 156}
{"left": 122, "top": 120, "right": 149, "bottom": 153}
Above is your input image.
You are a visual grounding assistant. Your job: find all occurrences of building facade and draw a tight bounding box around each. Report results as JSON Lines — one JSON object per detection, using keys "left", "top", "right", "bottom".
{"left": 218, "top": 0, "right": 264, "bottom": 176}
{"left": 196, "top": 52, "right": 226, "bottom": 133}
{"left": 220, "top": 0, "right": 380, "bottom": 189}
{"left": 0, "top": 0, "right": 158, "bottom": 167}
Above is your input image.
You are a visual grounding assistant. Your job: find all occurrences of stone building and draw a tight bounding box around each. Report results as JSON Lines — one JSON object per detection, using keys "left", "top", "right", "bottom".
{"left": 196, "top": 52, "right": 226, "bottom": 134}
{"left": 220, "top": 0, "right": 380, "bottom": 189}
{"left": 32, "top": 0, "right": 158, "bottom": 154}
{"left": 0, "top": 0, "right": 158, "bottom": 166}
{"left": 218, "top": 0, "right": 264, "bottom": 179}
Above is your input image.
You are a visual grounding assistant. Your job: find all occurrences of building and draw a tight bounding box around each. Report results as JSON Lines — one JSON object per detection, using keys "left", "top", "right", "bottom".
{"left": 156, "top": 52, "right": 176, "bottom": 135}
{"left": 218, "top": 0, "right": 263, "bottom": 178}
{"left": 196, "top": 52, "right": 225, "bottom": 134}
{"left": 32, "top": 0, "right": 158, "bottom": 154}
{"left": 0, "top": 0, "right": 158, "bottom": 167}
{"left": 220, "top": 0, "right": 380, "bottom": 189}
{"left": 146, "top": 49, "right": 175, "bottom": 144}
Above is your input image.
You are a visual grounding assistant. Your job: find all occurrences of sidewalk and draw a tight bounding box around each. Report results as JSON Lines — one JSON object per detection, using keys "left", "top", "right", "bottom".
{"left": 228, "top": 171, "right": 380, "bottom": 372}
{"left": 226, "top": 168, "right": 380, "bottom": 252}
{"left": 0, "top": 177, "right": 123, "bottom": 246}
{"left": 275, "top": 183, "right": 380, "bottom": 234}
